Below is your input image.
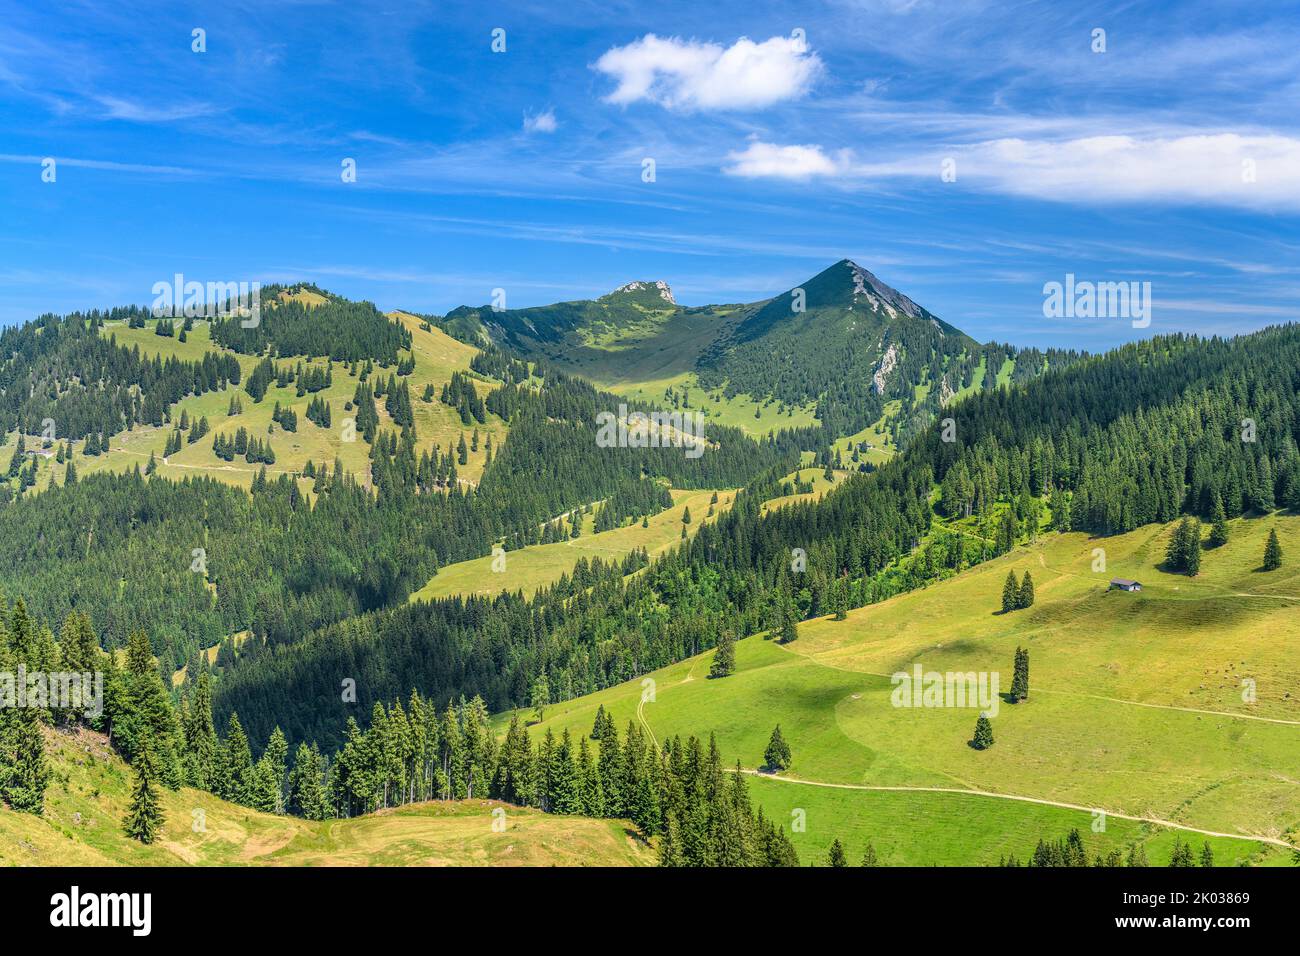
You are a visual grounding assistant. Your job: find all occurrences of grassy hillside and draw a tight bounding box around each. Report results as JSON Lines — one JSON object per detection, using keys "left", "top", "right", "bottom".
{"left": 9, "top": 302, "right": 503, "bottom": 496}
{"left": 2, "top": 728, "right": 651, "bottom": 866}
{"left": 410, "top": 487, "right": 733, "bottom": 601}
{"left": 508, "top": 514, "right": 1300, "bottom": 865}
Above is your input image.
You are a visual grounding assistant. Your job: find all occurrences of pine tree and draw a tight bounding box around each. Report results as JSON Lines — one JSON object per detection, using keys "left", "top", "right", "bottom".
{"left": 1185, "top": 519, "right": 1201, "bottom": 575}
{"left": 659, "top": 814, "right": 685, "bottom": 866}
{"left": 1169, "top": 837, "right": 1195, "bottom": 867}
{"left": 1002, "top": 570, "right": 1019, "bottom": 613}
{"left": 861, "top": 844, "right": 880, "bottom": 866}
{"left": 827, "top": 838, "right": 847, "bottom": 867}
{"left": 1208, "top": 493, "right": 1228, "bottom": 548}
{"left": 1017, "top": 570, "right": 1035, "bottom": 609}
{"left": 123, "top": 746, "right": 165, "bottom": 843}
{"left": 1199, "top": 842, "right": 1214, "bottom": 867}
{"left": 182, "top": 670, "right": 218, "bottom": 789}
{"left": 1009, "top": 647, "right": 1029, "bottom": 702}
{"left": 1263, "top": 527, "right": 1282, "bottom": 571}
{"left": 971, "top": 715, "right": 994, "bottom": 750}
{"left": 831, "top": 576, "right": 847, "bottom": 620}
{"left": 1166, "top": 518, "right": 1188, "bottom": 571}
{"left": 708, "top": 629, "right": 736, "bottom": 679}
{"left": 764, "top": 725, "right": 791, "bottom": 771}
{"left": 0, "top": 707, "right": 48, "bottom": 814}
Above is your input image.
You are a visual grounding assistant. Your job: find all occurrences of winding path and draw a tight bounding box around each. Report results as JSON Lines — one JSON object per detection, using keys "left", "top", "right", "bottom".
{"left": 732, "top": 769, "right": 1298, "bottom": 851}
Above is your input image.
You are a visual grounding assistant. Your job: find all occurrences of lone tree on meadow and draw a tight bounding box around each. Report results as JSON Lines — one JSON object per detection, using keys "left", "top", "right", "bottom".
{"left": 1009, "top": 647, "right": 1030, "bottom": 703}
{"left": 861, "top": 844, "right": 880, "bottom": 866}
{"left": 1165, "top": 517, "right": 1202, "bottom": 575}
{"left": 764, "top": 725, "right": 791, "bottom": 771}
{"left": 1263, "top": 528, "right": 1283, "bottom": 571}
{"left": 708, "top": 629, "right": 736, "bottom": 679}
{"left": 826, "top": 839, "right": 847, "bottom": 867}
{"left": 123, "top": 747, "right": 165, "bottom": 844}
{"left": 971, "top": 715, "right": 995, "bottom": 751}
{"left": 1017, "top": 570, "right": 1035, "bottom": 609}
{"left": 1002, "top": 571, "right": 1020, "bottom": 613}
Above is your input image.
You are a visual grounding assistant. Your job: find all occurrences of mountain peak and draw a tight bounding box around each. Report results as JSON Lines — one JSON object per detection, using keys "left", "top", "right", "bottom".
{"left": 604, "top": 279, "right": 676, "bottom": 306}
{"left": 837, "top": 259, "right": 925, "bottom": 321}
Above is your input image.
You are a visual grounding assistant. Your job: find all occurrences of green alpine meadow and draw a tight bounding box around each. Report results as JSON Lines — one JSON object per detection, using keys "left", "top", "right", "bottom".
{"left": 0, "top": 5, "right": 1297, "bottom": 939}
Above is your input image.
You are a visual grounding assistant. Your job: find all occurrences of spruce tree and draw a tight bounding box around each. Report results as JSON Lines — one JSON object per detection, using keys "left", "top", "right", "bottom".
{"left": 764, "top": 725, "right": 791, "bottom": 771}
{"left": 1208, "top": 494, "right": 1228, "bottom": 548}
{"left": 1002, "top": 570, "right": 1019, "bottom": 613}
{"left": 1169, "top": 837, "right": 1195, "bottom": 867}
{"left": 1263, "top": 527, "right": 1282, "bottom": 571}
{"left": 1184, "top": 520, "right": 1201, "bottom": 575}
{"left": 1009, "top": 647, "right": 1029, "bottom": 703}
{"left": 861, "top": 844, "right": 880, "bottom": 866}
{"left": 708, "top": 629, "right": 736, "bottom": 679}
{"left": 971, "top": 715, "right": 994, "bottom": 750}
{"left": 1199, "top": 842, "right": 1214, "bottom": 867}
{"left": 827, "top": 838, "right": 847, "bottom": 867}
{"left": 0, "top": 708, "right": 48, "bottom": 814}
{"left": 1017, "top": 570, "right": 1035, "bottom": 609}
{"left": 123, "top": 746, "right": 165, "bottom": 843}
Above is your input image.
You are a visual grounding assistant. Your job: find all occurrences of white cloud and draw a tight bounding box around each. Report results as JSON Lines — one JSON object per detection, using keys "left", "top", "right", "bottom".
{"left": 961, "top": 134, "right": 1300, "bottom": 209}
{"left": 523, "top": 108, "right": 557, "bottom": 134}
{"left": 93, "top": 95, "right": 217, "bottom": 123}
{"left": 723, "top": 133, "right": 1300, "bottom": 210}
{"left": 594, "top": 33, "right": 821, "bottom": 111}
{"left": 723, "top": 141, "right": 845, "bottom": 179}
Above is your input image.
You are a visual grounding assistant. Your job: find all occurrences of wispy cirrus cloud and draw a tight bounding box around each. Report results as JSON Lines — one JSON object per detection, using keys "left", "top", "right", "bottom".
{"left": 92, "top": 95, "right": 220, "bottom": 123}
{"left": 723, "top": 133, "right": 1300, "bottom": 210}
{"left": 594, "top": 33, "right": 821, "bottom": 110}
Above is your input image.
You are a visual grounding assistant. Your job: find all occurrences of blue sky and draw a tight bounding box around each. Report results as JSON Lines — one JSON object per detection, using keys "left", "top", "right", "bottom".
{"left": 1, "top": 0, "right": 1298, "bottom": 348}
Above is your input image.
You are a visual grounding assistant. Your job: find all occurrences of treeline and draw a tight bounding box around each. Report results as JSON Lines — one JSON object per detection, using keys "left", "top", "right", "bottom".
{"left": 210, "top": 286, "right": 411, "bottom": 363}
{"left": 0, "top": 310, "right": 241, "bottom": 444}
{"left": 593, "top": 479, "right": 675, "bottom": 532}
{"left": 1001, "top": 828, "right": 1219, "bottom": 868}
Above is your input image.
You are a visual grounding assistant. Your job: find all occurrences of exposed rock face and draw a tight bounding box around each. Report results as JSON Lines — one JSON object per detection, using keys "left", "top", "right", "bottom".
{"left": 847, "top": 260, "right": 925, "bottom": 321}
{"left": 615, "top": 280, "right": 676, "bottom": 304}
{"left": 872, "top": 343, "right": 899, "bottom": 395}
{"left": 939, "top": 374, "right": 955, "bottom": 406}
